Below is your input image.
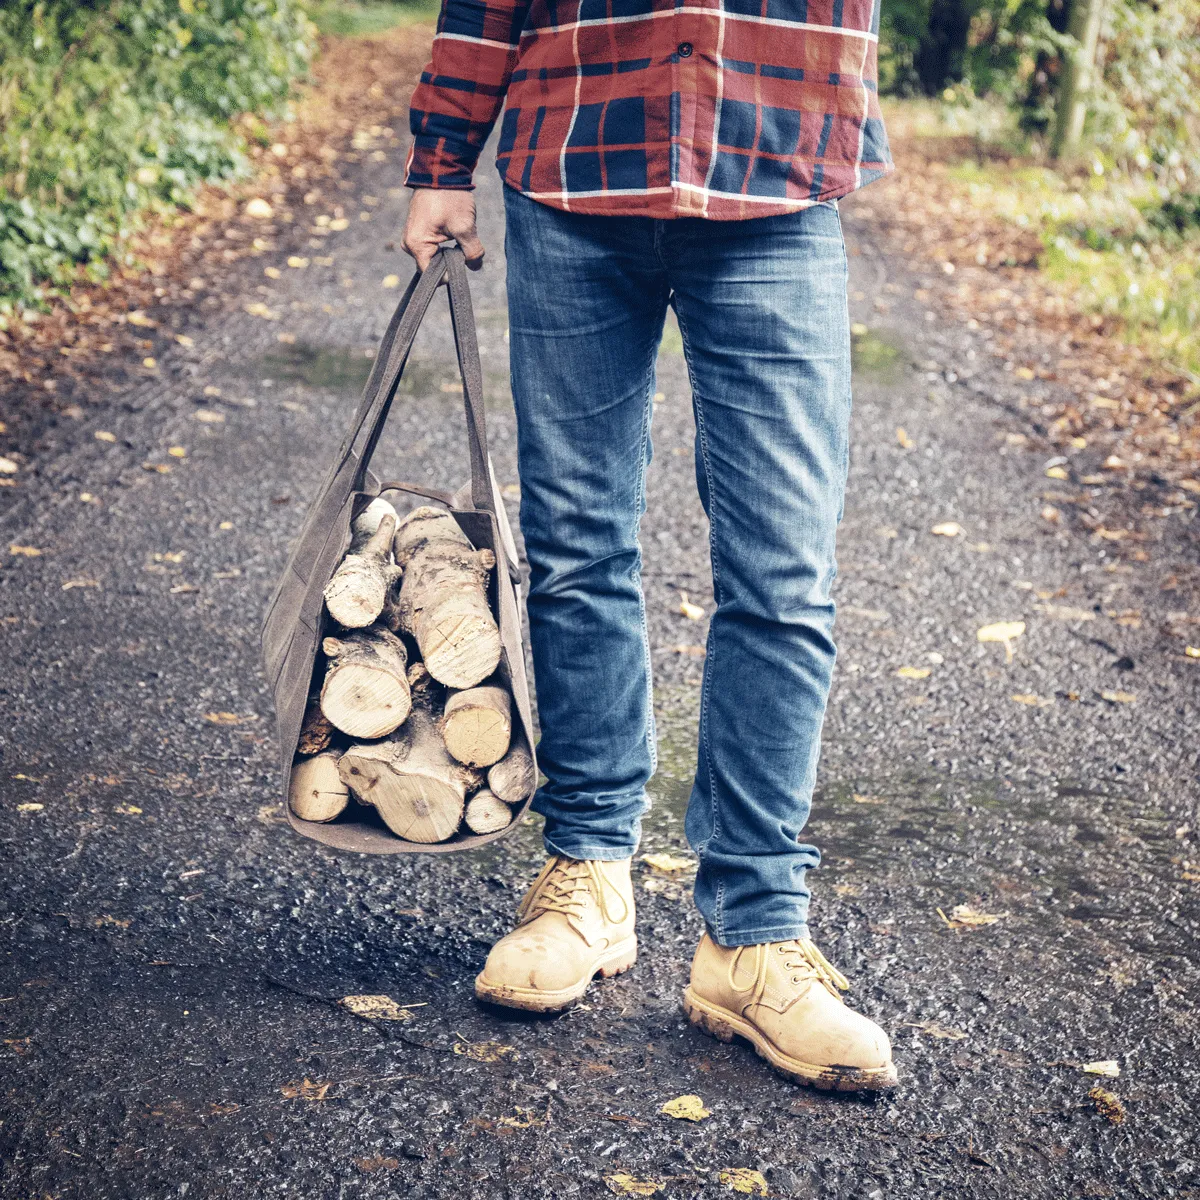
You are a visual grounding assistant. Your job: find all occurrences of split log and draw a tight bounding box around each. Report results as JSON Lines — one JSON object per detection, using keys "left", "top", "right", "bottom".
{"left": 297, "top": 696, "right": 335, "bottom": 755}
{"left": 393, "top": 506, "right": 501, "bottom": 689}
{"left": 440, "top": 684, "right": 512, "bottom": 768}
{"left": 320, "top": 626, "right": 411, "bottom": 739}
{"left": 487, "top": 733, "right": 536, "bottom": 804}
{"left": 289, "top": 751, "right": 349, "bottom": 822}
{"left": 338, "top": 663, "right": 482, "bottom": 842}
{"left": 324, "top": 500, "right": 402, "bottom": 629}
{"left": 463, "top": 788, "right": 513, "bottom": 835}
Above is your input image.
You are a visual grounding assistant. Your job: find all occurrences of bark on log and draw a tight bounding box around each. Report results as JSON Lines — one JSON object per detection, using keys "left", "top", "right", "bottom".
{"left": 487, "top": 733, "right": 536, "bottom": 804}
{"left": 320, "top": 626, "right": 411, "bottom": 739}
{"left": 297, "top": 696, "right": 335, "bottom": 755}
{"left": 324, "top": 505, "right": 402, "bottom": 629}
{"left": 440, "top": 684, "right": 512, "bottom": 767}
{"left": 463, "top": 788, "right": 513, "bottom": 835}
{"left": 338, "top": 663, "right": 482, "bottom": 842}
{"left": 393, "top": 506, "right": 501, "bottom": 689}
{"left": 289, "top": 751, "right": 350, "bottom": 822}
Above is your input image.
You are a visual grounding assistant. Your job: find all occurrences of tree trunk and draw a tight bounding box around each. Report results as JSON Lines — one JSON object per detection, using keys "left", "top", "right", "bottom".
{"left": 463, "top": 788, "right": 513, "bottom": 834}
{"left": 1052, "top": 0, "right": 1106, "bottom": 159}
{"left": 487, "top": 732, "right": 536, "bottom": 804}
{"left": 324, "top": 500, "right": 402, "bottom": 629}
{"left": 393, "top": 506, "right": 501, "bottom": 689}
{"left": 338, "top": 665, "right": 483, "bottom": 842}
{"left": 914, "top": 0, "right": 974, "bottom": 96}
{"left": 320, "top": 626, "right": 411, "bottom": 738}
{"left": 441, "top": 683, "right": 512, "bottom": 768}
{"left": 290, "top": 751, "right": 350, "bottom": 822}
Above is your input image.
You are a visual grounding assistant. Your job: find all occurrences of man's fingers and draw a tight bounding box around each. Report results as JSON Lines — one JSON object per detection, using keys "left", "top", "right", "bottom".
{"left": 452, "top": 227, "right": 486, "bottom": 269}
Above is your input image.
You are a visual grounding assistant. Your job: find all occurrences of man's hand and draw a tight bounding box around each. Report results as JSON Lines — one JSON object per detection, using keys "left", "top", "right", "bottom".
{"left": 401, "top": 188, "right": 485, "bottom": 273}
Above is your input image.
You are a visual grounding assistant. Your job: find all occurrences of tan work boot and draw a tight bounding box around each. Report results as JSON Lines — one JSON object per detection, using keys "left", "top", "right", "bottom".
{"left": 475, "top": 855, "right": 637, "bottom": 1012}
{"left": 683, "top": 933, "right": 898, "bottom": 1091}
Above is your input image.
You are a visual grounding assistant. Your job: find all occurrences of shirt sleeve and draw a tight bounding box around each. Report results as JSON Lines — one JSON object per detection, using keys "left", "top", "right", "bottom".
{"left": 404, "top": 0, "right": 531, "bottom": 189}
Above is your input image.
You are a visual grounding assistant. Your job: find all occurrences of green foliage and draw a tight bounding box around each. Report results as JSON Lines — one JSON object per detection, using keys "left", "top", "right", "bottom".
{"left": 308, "top": 0, "right": 439, "bottom": 37}
{"left": 0, "top": 0, "right": 315, "bottom": 310}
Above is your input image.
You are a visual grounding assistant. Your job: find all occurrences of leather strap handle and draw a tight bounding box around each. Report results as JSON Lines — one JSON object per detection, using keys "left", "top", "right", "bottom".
{"left": 348, "top": 247, "right": 494, "bottom": 515}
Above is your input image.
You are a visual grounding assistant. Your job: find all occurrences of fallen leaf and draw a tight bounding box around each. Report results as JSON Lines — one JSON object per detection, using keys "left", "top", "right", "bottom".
{"left": 976, "top": 620, "right": 1025, "bottom": 663}
{"left": 1045, "top": 465, "right": 1069, "bottom": 480}
{"left": 127, "top": 311, "right": 155, "bottom": 327}
{"left": 1010, "top": 693, "right": 1053, "bottom": 707}
{"left": 169, "top": 584, "right": 199, "bottom": 595}
{"left": 329, "top": 217, "right": 350, "bottom": 231}
{"left": 114, "top": 805, "right": 142, "bottom": 815}
{"left": 94, "top": 430, "right": 117, "bottom": 443}
{"left": 718, "top": 1168, "right": 768, "bottom": 1196}
{"left": 1089, "top": 1086, "right": 1125, "bottom": 1124}
{"left": 354, "top": 1155, "right": 399, "bottom": 1173}
{"left": 642, "top": 853, "right": 697, "bottom": 875}
{"left": 896, "top": 426, "right": 914, "bottom": 449}
{"left": 61, "top": 578, "right": 100, "bottom": 591}
{"left": 176, "top": 334, "right": 194, "bottom": 347}
{"left": 660, "top": 1094, "right": 711, "bottom": 1122}
{"left": 850, "top": 322, "right": 869, "bottom": 336}
{"left": 143, "top": 357, "right": 157, "bottom": 369}
{"left": 203, "top": 385, "right": 222, "bottom": 397}
{"left": 203, "top": 711, "right": 243, "bottom": 725}
{"left": 938, "top": 904, "right": 1007, "bottom": 929}
{"left": 605, "top": 1174, "right": 663, "bottom": 1196}
{"left": 0, "top": 457, "right": 17, "bottom": 474}
{"left": 280, "top": 1078, "right": 330, "bottom": 1101}
{"left": 244, "top": 198, "right": 274, "bottom": 219}
{"left": 679, "top": 592, "right": 705, "bottom": 620}
{"left": 896, "top": 666, "right": 931, "bottom": 679}
{"left": 264, "top": 266, "right": 282, "bottom": 279}
{"left": 9, "top": 545, "right": 42, "bottom": 557}
{"left": 931, "top": 521, "right": 963, "bottom": 537}
{"left": 1100, "top": 690, "right": 1136, "bottom": 704}
{"left": 852, "top": 793, "right": 886, "bottom": 805}
{"left": 452, "top": 1038, "right": 515, "bottom": 1063}
{"left": 905, "top": 1020, "right": 967, "bottom": 1040}
{"left": 16, "top": 803, "right": 44, "bottom": 814}
{"left": 1041, "top": 504, "right": 1061, "bottom": 523}
{"left": 670, "top": 644, "right": 706, "bottom": 656}
{"left": 287, "top": 256, "right": 310, "bottom": 269}
{"left": 192, "top": 409, "right": 226, "bottom": 424}
{"left": 340, "top": 994, "right": 415, "bottom": 1022}
{"left": 142, "top": 462, "right": 171, "bottom": 474}
{"left": 1081, "top": 1060, "right": 1120, "bottom": 1077}
{"left": 382, "top": 274, "right": 400, "bottom": 288}
{"left": 1014, "top": 366, "right": 1036, "bottom": 380}
{"left": 1185, "top": 647, "right": 1200, "bottom": 659}
{"left": 168, "top": 446, "right": 187, "bottom": 458}
{"left": 243, "top": 301, "right": 278, "bottom": 320}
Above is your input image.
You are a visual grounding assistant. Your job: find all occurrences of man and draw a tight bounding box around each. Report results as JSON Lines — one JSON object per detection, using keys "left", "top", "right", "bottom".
{"left": 402, "top": 0, "right": 897, "bottom": 1091}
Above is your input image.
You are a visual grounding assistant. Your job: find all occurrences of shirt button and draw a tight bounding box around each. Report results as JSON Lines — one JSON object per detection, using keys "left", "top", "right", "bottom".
{"left": 677, "top": 42, "right": 693, "bottom": 57}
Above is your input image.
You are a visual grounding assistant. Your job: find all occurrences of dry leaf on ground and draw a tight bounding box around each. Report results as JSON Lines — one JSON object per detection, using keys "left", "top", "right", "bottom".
{"left": 452, "top": 1038, "right": 515, "bottom": 1063}
{"left": 340, "top": 995, "right": 415, "bottom": 1022}
{"left": 1089, "top": 1086, "right": 1125, "bottom": 1124}
{"left": 931, "top": 521, "right": 964, "bottom": 537}
{"left": 896, "top": 666, "right": 931, "bottom": 679}
{"left": 605, "top": 1174, "right": 663, "bottom": 1197}
{"left": 718, "top": 1168, "right": 769, "bottom": 1195}
{"left": 1082, "top": 1059, "right": 1120, "bottom": 1077}
{"left": 896, "top": 426, "right": 914, "bottom": 449}
{"left": 280, "top": 1078, "right": 330, "bottom": 1101}
{"left": 642, "top": 853, "right": 697, "bottom": 875}
{"left": 1101, "top": 690, "right": 1136, "bottom": 704}
{"left": 678, "top": 592, "right": 705, "bottom": 620}
{"left": 660, "top": 1094, "right": 711, "bottom": 1122}
{"left": 938, "top": 904, "right": 1007, "bottom": 929}
{"left": 906, "top": 1021, "right": 968, "bottom": 1040}
{"left": 976, "top": 620, "right": 1025, "bottom": 663}
{"left": 1011, "top": 693, "right": 1054, "bottom": 707}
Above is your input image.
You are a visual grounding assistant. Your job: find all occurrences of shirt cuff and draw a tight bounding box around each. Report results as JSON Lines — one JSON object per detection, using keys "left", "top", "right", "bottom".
{"left": 404, "top": 135, "right": 480, "bottom": 190}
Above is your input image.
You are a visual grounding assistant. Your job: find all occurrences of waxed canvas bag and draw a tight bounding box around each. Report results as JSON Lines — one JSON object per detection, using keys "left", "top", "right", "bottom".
{"left": 261, "top": 247, "right": 535, "bottom": 853}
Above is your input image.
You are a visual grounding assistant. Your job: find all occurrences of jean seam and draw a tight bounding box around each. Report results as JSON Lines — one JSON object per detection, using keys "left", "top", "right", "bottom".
{"left": 673, "top": 301, "right": 725, "bottom": 941}
{"left": 635, "top": 355, "right": 658, "bottom": 777}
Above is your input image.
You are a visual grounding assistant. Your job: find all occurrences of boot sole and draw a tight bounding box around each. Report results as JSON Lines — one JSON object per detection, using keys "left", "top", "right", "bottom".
{"left": 682, "top": 987, "right": 899, "bottom": 1093}
{"left": 474, "top": 936, "right": 638, "bottom": 1014}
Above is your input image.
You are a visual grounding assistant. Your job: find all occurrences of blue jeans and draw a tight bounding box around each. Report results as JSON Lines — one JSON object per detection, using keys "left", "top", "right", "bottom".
{"left": 503, "top": 184, "right": 851, "bottom": 947}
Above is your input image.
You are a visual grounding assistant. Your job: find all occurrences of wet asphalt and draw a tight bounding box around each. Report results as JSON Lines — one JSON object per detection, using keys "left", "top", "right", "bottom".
{"left": 1, "top": 123, "right": 1198, "bottom": 1200}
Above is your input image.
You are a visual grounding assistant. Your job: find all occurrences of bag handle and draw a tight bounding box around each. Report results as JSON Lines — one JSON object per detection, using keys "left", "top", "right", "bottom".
{"left": 349, "top": 247, "right": 494, "bottom": 515}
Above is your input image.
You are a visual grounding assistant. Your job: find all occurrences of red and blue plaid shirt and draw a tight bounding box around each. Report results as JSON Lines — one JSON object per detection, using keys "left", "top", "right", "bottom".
{"left": 405, "top": 0, "right": 892, "bottom": 220}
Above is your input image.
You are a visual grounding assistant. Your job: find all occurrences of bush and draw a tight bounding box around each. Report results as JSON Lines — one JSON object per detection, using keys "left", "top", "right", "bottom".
{"left": 0, "top": 0, "right": 315, "bottom": 310}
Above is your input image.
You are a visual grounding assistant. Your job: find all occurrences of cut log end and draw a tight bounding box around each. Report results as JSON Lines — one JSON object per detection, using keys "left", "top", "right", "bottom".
{"left": 289, "top": 752, "right": 350, "bottom": 823}
{"left": 320, "top": 626, "right": 411, "bottom": 739}
{"left": 487, "top": 738, "right": 536, "bottom": 804}
{"left": 441, "top": 685, "right": 512, "bottom": 767}
{"left": 463, "top": 789, "right": 513, "bottom": 835}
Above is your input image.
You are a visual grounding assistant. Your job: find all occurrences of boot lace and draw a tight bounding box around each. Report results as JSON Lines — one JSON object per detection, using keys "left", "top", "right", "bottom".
{"left": 729, "top": 938, "right": 851, "bottom": 1005}
{"left": 518, "top": 856, "right": 628, "bottom": 930}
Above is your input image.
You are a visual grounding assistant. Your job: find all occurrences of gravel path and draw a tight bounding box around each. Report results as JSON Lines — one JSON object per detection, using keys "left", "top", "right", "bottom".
{"left": 0, "top": 125, "right": 1197, "bottom": 1200}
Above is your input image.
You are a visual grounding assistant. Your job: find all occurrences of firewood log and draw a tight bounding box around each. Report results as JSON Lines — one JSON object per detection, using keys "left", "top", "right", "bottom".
{"left": 487, "top": 733, "right": 536, "bottom": 804}
{"left": 440, "top": 683, "right": 512, "bottom": 768}
{"left": 393, "top": 506, "right": 501, "bottom": 689}
{"left": 463, "top": 788, "right": 513, "bottom": 834}
{"left": 324, "top": 500, "right": 402, "bottom": 629}
{"left": 337, "top": 663, "right": 481, "bottom": 842}
{"left": 297, "top": 696, "right": 335, "bottom": 755}
{"left": 320, "top": 626, "right": 411, "bottom": 739}
{"left": 289, "top": 751, "right": 349, "bottom": 822}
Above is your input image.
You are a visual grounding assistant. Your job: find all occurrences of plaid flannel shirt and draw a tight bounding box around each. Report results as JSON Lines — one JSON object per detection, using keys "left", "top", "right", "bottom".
{"left": 405, "top": 0, "right": 892, "bottom": 220}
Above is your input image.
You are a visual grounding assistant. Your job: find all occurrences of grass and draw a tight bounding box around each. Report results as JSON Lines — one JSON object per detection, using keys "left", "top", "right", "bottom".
{"left": 887, "top": 98, "right": 1200, "bottom": 381}
{"left": 307, "top": 0, "right": 440, "bottom": 36}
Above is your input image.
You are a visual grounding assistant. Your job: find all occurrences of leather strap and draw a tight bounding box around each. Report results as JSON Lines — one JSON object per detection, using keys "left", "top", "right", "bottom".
{"left": 347, "top": 247, "right": 494, "bottom": 516}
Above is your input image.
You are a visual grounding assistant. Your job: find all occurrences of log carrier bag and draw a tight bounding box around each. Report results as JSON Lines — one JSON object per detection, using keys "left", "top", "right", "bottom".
{"left": 261, "top": 246, "right": 535, "bottom": 853}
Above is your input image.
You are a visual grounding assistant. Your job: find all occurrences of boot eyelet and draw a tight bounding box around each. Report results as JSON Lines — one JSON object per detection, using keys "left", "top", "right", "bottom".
{"left": 791, "top": 974, "right": 803, "bottom": 984}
